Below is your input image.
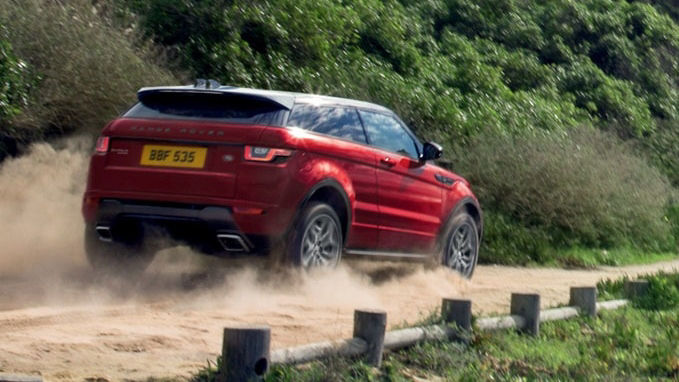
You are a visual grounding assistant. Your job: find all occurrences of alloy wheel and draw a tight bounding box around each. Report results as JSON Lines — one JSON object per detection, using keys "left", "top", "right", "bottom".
{"left": 446, "top": 221, "right": 477, "bottom": 276}
{"left": 300, "top": 213, "right": 341, "bottom": 267}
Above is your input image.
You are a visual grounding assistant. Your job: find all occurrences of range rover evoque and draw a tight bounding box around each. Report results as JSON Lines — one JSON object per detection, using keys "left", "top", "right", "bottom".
{"left": 82, "top": 81, "right": 483, "bottom": 277}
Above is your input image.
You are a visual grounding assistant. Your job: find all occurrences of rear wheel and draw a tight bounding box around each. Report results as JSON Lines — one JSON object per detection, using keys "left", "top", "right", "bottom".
{"left": 84, "top": 224, "right": 156, "bottom": 278}
{"left": 440, "top": 212, "right": 479, "bottom": 278}
{"left": 286, "top": 202, "right": 343, "bottom": 268}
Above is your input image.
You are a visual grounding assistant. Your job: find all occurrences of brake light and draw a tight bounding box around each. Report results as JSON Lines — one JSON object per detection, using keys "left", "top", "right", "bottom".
{"left": 95, "top": 136, "right": 110, "bottom": 153}
{"left": 244, "top": 146, "right": 293, "bottom": 162}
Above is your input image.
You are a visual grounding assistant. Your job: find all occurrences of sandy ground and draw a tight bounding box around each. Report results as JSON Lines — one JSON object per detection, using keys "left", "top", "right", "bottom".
{"left": 1, "top": 255, "right": 678, "bottom": 381}
{"left": 1, "top": 141, "right": 678, "bottom": 381}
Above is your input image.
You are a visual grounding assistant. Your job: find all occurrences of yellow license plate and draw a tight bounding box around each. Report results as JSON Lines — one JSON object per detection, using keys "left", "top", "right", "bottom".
{"left": 140, "top": 145, "right": 207, "bottom": 168}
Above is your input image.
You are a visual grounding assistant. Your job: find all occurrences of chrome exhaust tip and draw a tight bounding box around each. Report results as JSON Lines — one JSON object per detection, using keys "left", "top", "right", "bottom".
{"left": 217, "top": 234, "right": 250, "bottom": 252}
{"left": 95, "top": 225, "right": 113, "bottom": 242}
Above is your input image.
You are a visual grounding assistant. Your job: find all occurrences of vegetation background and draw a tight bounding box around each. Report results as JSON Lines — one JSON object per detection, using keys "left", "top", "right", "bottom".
{"left": 1, "top": 0, "right": 679, "bottom": 265}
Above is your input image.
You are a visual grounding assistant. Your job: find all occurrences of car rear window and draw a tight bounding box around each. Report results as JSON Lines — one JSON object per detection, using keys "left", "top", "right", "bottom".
{"left": 124, "top": 92, "right": 289, "bottom": 125}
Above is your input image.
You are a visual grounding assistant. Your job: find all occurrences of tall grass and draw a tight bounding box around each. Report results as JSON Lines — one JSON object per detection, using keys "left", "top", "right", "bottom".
{"left": 453, "top": 127, "right": 674, "bottom": 261}
{"left": 0, "top": 0, "right": 176, "bottom": 142}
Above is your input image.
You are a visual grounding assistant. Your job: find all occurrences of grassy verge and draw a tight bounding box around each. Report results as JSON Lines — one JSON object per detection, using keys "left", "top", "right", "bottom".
{"left": 545, "top": 247, "right": 678, "bottom": 269}
{"left": 478, "top": 246, "right": 678, "bottom": 270}
{"left": 194, "top": 271, "right": 679, "bottom": 381}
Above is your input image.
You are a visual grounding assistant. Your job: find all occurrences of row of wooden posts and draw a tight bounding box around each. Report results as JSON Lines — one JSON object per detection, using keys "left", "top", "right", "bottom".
{"left": 218, "top": 280, "right": 650, "bottom": 381}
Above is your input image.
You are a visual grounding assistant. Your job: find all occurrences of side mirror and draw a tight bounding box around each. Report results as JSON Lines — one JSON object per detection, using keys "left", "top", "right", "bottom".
{"left": 421, "top": 141, "right": 443, "bottom": 162}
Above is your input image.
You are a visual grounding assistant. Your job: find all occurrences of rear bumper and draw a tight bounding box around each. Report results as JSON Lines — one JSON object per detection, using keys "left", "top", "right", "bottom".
{"left": 89, "top": 199, "right": 275, "bottom": 254}
{"left": 96, "top": 199, "right": 239, "bottom": 230}
{"left": 83, "top": 188, "right": 296, "bottom": 233}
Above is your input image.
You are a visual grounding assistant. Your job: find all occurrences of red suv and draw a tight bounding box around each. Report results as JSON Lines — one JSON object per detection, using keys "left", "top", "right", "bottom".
{"left": 82, "top": 82, "right": 482, "bottom": 277}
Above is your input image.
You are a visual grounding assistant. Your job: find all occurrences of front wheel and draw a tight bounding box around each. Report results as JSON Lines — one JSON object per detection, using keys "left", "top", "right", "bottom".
{"left": 286, "top": 202, "right": 343, "bottom": 268}
{"left": 440, "top": 212, "right": 479, "bottom": 278}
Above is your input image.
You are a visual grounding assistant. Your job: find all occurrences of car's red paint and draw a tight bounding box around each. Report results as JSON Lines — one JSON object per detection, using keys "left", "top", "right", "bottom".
{"left": 82, "top": 87, "right": 481, "bottom": 261}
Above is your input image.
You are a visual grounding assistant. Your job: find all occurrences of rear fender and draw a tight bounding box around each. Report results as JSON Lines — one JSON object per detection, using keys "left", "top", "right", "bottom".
{"left": 287, "top": 157, "right": 354, "bottom": 242}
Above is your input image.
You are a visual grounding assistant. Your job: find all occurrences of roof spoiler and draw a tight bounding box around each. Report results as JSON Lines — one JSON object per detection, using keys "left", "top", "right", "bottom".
{"left": 137, "top": 80, "right": 295, "bottom": 110}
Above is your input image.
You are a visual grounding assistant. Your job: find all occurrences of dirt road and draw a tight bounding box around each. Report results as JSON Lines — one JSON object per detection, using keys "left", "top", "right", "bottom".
{"left": 1, "top": 142, "right": 678, "bottom": 381}
{"left": 2, "top": 252, "right": 678, "bottom": 381}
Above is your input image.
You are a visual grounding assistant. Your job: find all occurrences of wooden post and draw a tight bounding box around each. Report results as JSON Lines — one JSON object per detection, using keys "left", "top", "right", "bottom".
{"left": 510, "top": 293, "right": 540, "bottom": 336}
{"left": 569, "top": 286, "right": 597, "bottom": 317}
{"left": 441, "top": 298, "right": 472, "bottom": 331}
{"left": 624, "top": 280, "right": 649, "bottom": 299}
{"left": 220, "top": 325, "right": 271, "bottom": 382}
{"left": 353, "top": 309, "right": 387, "bottom": 367}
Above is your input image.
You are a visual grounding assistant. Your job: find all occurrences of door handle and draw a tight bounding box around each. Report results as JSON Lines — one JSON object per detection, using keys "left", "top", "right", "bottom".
{"left": 380, "top": 157, "right": 396, "bottom": 167}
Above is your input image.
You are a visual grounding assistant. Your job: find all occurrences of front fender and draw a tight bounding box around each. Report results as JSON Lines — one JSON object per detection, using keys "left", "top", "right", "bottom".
{"left": 440, "top": 181, "right": 483, "bottom": 239}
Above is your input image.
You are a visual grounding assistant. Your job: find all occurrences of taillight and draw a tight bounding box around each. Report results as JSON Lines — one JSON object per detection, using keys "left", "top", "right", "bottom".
{"left": 244, "top": 146, "right": 293, "bottom": 162}
{"left": 95, "top": 136, "right": 110, "bottom": 153}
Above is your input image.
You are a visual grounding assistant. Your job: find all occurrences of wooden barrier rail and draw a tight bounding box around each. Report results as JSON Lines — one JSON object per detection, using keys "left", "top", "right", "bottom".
{"left": 218, "top": 280, "right": 648, "bottom": 381}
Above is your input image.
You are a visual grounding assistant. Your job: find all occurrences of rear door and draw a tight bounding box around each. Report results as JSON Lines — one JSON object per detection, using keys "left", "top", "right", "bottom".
{"left": 286, "top": 104, "right": 379, "bottom": 249}
{"left": 358, "top": 110, "right": 443, "bottom": 253}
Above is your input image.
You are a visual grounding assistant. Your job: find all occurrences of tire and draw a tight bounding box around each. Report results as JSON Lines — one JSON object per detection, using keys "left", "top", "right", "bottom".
{"left": 286, "top": 202, "right": 343, "bottom": 268}
{"left": 84, "top": 224, "right": 156, "bottom": 278}
{"left": 439, "top": 212, "right": 479, "bottom": 279}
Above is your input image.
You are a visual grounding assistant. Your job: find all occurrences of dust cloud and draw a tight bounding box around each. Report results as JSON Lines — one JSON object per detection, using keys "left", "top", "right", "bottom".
{"left": 0, "top": 139, "right": 471, "bottom": 380}
{"left": 0, "top": 138, "right": 466, "bottom": 314}
{"left": 0, "top": 138, "right": 89, "bottom": 277}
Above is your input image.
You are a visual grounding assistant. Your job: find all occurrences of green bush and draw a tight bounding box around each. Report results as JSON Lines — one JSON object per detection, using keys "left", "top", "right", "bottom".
{"left": 118, "top": 0, "right": 679, "bottom": 184}
{"left": 598, "top": 271, "right": 679, "bottom": 310}
{"left": 644, "top": 119, "right": 679, "bottom": 186}
{"left": 0, "top": 0, "right": 176, "bottom": 141}
{"left": 477, "top": 210, "right": 552, "bottom": 265}
{"left": 636, "top": 274, "right": 679, "bottom": 310}
{"left": 455, "top": 127, "right": 673, "bottom": 255}
{"left": 116, "top": 0, "right": 587, "bottom": 143}
{"left": 0, "top": 26, "right": 30, "bottom": 160}
{"left": 0, "top": 27, "right": 29, "bottom": 125}
{"left": 557, "top": 58, "right": 654, "bottom": 138}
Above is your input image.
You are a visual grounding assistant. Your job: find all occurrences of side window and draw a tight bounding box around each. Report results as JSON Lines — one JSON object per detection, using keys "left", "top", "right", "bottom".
{"left": 359, "top": 111, "right": 419, "bottom": 159}
{"left": 287, "top": 105, "right": 367, "bottom": 144}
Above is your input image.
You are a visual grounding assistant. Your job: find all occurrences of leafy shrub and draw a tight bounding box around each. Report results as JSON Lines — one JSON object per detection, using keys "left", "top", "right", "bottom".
{"left": 666, "top": 203, "right": 679, "bottom": 247}
{"left": 636, "top": 273, "right": 679, "bottom": 310}
{"left": 0, "top": 0, "right": 176, "bottom": 141}
{"left": 455, "top": 127, "right": 673, "bottom": 254}
{"left": 118, "top": 0, "right": 679, "bottom": 183}
{"left": 644, "top": 119, "right": 679, "bottom": 187}
{"left": 0, "top": 26, "right": 31, "bottom": 160}
{"left": 116, "top": 0, "right": 586, "bottom": 143}
{"left": 557, "top": 58, "right": 654, "bottom": 138}
{"left": 477, "top": 210, "right": 551, "bottom": 265}
{"left": 0, "top": 27, "right": 29, "bottom": 125}
{"left": 598, "top": 271, "right": 679, "bottom": 310}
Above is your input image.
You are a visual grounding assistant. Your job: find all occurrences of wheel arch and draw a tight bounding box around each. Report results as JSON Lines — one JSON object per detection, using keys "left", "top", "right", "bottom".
{"left": 296, "top": 179, "right": 352, "bottom": 244}
{"left": 442, "top": 197, "right": 483, "bottom": 241}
